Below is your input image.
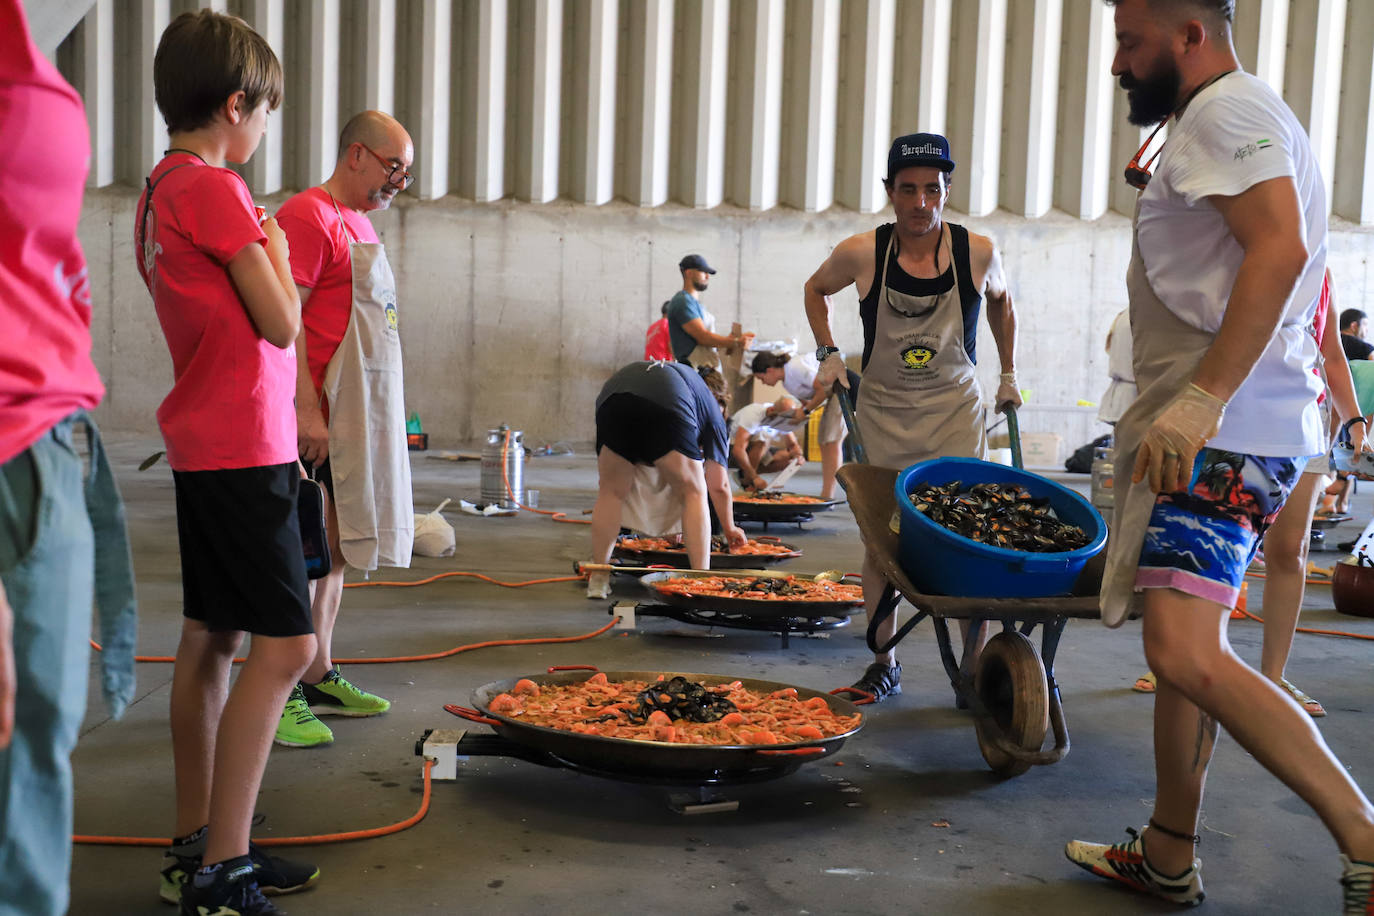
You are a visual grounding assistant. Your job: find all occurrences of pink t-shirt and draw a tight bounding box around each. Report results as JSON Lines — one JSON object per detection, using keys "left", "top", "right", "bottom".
{"left": 136, "top": 153, "right": 297, "bottom": 471}
{"left": 0, "top": 0, "right": 105, "bottom": 465}
{"left": 275, "top": 186, "right": 379, "bottom": 395}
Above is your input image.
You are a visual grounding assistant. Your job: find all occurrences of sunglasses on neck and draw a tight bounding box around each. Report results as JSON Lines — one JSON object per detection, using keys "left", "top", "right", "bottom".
{"left": 1124, "top": 119, "right": 1168, "bottom": 190}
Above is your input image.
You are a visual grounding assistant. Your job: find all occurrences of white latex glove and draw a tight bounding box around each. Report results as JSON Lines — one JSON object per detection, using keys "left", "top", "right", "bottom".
{"left": 995, "top": 373, "right": 1022, "bottom": 414}
{"left": 585, "top": 570, "right": 612, "bottom": 599}
{"left": 1133, "top": 382, "right": 1227, "bottom": 494}
{"left": 816, "top": 352, "right": 848, "bottom": 389}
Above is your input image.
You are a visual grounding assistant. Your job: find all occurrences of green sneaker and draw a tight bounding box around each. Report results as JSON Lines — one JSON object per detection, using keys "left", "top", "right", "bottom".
{"left": 274, "top": 684, "right": 334, "bottom": 748}
{"left": 300, "top": 667, "right": 391, "bottom": 717}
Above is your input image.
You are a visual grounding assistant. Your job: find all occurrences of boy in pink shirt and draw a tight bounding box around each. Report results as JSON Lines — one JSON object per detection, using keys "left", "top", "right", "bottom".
{"left": 1, "top": 2, "right": 137, "bottom": 914}
{"left": 136, "top": 11, "right": 319, "bottom": 914}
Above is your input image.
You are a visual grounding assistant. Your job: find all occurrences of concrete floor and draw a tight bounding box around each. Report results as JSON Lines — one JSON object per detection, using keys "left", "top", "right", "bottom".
{"left": 68, "top": 435, "right": 1374, "bottom": 916}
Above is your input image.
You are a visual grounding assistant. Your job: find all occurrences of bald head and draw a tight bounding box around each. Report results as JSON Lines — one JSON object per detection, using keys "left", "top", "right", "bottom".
{"left": 337, "top": 110, "right": 409, "bottom": 161}
{"left": 330, "top": 110, "right": 414, "bottom": 212}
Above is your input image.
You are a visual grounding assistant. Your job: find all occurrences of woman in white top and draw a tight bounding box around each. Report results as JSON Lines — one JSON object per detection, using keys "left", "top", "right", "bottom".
{"left": 750, "top": 352, "right": 848, "bottom": 498}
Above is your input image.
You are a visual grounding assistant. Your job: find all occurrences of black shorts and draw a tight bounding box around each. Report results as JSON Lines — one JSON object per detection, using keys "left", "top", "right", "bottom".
{"left": 172, "top": 463, "right": 313, "bottom": 637}
{"left": 595, "top": 393, "right": 700, "bottom": 465}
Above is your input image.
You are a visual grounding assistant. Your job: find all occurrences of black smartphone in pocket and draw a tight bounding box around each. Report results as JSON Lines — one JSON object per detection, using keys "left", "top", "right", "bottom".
{"left": 298, "top": 476, "right": 332, "bottom": 580}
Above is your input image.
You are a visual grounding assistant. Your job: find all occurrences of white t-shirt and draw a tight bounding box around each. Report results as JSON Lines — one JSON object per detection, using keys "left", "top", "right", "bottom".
{"left": 729, "top": 402, "right": 787, "bottom": 445}
{"left": 1136, "top": 71, "right": 1325, "bottom": 457}
{"left": 781, "top": 355, "right": 820, "bottom": 404}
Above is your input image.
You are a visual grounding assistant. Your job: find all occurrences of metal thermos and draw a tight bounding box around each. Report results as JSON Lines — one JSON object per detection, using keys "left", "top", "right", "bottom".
{"left": 1090, "top": 439, "right": 1115, "bottom": 514}
{"left": 481, "top": 426, "right": 524, "bottom": 509}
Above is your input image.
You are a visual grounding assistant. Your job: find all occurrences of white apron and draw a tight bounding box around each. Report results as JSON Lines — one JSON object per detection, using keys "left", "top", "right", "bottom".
{"left": 855, "top": 224, "right": 987, "bottom": 469}
{"left": 686, "top": 309, "right": 722, "bottom": 370}
{"left": 621, "top": 464, "right": 684, "bottom": 537}
{"left": 1099, "top": 201, "right": 1215, "bottom": 626}
{"left": 321, "top": 196, "right": 414, "bottom": 570}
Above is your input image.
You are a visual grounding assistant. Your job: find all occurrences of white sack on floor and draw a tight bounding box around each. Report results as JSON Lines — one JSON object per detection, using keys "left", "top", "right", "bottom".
{"left": 413, "top": 499, "right": 456, "bottom": 557}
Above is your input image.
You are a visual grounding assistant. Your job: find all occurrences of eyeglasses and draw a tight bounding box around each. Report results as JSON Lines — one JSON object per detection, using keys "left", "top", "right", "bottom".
{"left": 1124, "top": 119, "right": 1168, "bottom": 190}
{"left": 358, "top": 143, "right": 413, "bottom": 190}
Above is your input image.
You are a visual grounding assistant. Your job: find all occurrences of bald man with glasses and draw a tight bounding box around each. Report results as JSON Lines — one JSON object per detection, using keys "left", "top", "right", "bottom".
{"left": 802, "top": 132, "right": 1021, "bottom": 702}
{"left": 270, "top": 110, "right": 417, "bottom": 748}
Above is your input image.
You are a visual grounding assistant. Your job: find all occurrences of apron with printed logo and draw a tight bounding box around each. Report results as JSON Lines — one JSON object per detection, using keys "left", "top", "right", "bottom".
{"left": 322, "top": 197, "right": 414, "bottom": 570}
{"left": 856, "top": 224, "right": 987, "bottom": 469}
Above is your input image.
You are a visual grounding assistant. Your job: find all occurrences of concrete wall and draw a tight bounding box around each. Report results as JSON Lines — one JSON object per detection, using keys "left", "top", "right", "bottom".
{"left": 81, "top": 186, "right": 1374, "bottom": 453}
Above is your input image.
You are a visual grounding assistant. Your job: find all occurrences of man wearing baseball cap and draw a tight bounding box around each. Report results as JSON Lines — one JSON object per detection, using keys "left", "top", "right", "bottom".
{"left": 666, "top": 253, "right": 753, "bottom": 368}
{"left": 802, "top": 132, "right": 1022, "bottom": 701}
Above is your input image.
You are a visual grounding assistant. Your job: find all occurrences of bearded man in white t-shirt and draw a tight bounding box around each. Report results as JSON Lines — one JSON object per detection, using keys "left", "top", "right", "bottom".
{"left": 1064, "top": 1, "right": 1374, "bottom": 910}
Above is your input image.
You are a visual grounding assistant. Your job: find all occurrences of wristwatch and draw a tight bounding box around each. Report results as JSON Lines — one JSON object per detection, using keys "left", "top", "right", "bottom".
{"left": 816, "top": 345, "right": 841, "bottom": 362}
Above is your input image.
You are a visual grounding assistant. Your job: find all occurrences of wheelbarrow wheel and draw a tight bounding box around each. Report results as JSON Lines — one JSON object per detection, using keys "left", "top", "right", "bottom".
{"left": 973, "top": 631, "right": 1049, "bottom": 778}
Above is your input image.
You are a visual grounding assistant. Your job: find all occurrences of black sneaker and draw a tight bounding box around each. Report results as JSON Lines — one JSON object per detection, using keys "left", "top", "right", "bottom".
{"left": 160, "top": 843, "right": 317, "bottom": 904}
{"left": 179, "top": 857, "right": 282, "bottom": 916}
{"left": 248, "top": 843, "right": 319, "bottom": 896}
{"left": 849, "top": 662, "right": 902, "bottom": 702}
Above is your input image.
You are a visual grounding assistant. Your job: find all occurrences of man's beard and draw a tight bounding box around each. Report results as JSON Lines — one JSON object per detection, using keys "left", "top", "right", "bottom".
{"left": 692, "top": 279, "right": 708, "bottom": 292}
{"left": 1120, "top": 51, "right": 1182, "bottom": 126}
{"left": 368, "top": 185, "right": 398, "bottom": 208}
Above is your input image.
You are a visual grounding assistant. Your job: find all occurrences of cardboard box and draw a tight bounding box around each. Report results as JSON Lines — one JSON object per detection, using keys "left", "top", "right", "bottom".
{"left": 1018, "top": 432, "right": 1063, "bottom": 468}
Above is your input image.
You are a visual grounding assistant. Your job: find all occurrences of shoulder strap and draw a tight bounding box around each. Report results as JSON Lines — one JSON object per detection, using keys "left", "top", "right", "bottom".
{"left": 137, "top": 162, "right": 195, "bottom": 257}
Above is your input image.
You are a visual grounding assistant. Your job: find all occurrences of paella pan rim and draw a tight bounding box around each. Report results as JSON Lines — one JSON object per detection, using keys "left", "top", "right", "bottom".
{"left": 637, "top": 569, "right": 863, "bottom": 618}
{"left": 611, "top": 536, "right": 803, "bottom": 569}
{"left": 472, "top": 669, "right": 864, "bottom": 756}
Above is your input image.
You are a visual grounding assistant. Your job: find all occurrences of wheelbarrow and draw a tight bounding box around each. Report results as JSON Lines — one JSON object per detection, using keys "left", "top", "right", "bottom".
{"left": 831, "top": 384, "right": 1104, "bottom": 777}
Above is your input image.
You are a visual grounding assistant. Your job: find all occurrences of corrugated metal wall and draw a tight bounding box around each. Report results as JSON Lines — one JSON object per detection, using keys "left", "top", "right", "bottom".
{"left": 53, "top": 0, "right": 1374, "bottom": 224}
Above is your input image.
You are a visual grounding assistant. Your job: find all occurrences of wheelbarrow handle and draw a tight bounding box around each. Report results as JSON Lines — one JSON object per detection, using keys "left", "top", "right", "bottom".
{"left": 1004, "top": 404, "right": 1024, "bottom": 470}
{"left": 443, "top": 704, "right": 501, "bottom": 726}
{"left": 831, "top": 381, "right": 868, "bottom": 466}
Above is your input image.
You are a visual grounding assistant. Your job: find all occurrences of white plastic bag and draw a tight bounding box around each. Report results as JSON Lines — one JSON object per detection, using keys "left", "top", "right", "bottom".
{"left": 413, "top": 499, "right": 456, "bottom": 557}
{"left": 1351, "top": 516, "right": 1374, "bottom": 565}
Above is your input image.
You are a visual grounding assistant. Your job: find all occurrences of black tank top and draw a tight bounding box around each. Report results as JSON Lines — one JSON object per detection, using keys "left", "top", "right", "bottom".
{"left": 858, "top": 222, "right": 982, "bottom": 371}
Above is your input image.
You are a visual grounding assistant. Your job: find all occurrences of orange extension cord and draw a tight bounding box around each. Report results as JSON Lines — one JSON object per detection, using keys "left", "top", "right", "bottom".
{"left": 499, "top": 428, "right": 592, "bottom": 525}
{"left": 74, "top": 760, "right": 435, "bottom": 848}
{"left": 79, "top": 616, "right": 621, "bottom": 846}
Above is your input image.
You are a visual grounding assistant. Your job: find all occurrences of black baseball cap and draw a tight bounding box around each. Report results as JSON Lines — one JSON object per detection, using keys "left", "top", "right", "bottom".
{"left": 885, "top": 132, "right": 955, "bottom": 181}
{"left": 679, "top": 254, "right": 717, "bottom": 275}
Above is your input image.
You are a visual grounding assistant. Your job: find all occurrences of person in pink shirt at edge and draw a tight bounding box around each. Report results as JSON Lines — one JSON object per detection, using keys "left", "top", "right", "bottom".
{"left": 645, "top": 301, "right": 674, "bottom": 361}
{"left": 0, "top": 2, "right": 138, "bottom": 914}
{"left": 271, "top": 111, "right": 416, "bottom": 748}
{"left": 135, "top": 10, "right": 320, "bottom": 915}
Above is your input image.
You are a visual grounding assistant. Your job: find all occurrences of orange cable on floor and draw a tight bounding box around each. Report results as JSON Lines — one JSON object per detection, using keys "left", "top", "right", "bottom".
{"left": 1230, "top": 605, "right": 1374, "bottom": 641}
{"left": 502, "top": 427, "right": 592, "bottom": 525}
{"left": 92, "top": 617, "right": 619, "bottom": 665}
{"left": 74, "top": 759, "right": 434, "bottom": 847}
{"left": 344, "top": 571, "right": 584, "bottom": 589}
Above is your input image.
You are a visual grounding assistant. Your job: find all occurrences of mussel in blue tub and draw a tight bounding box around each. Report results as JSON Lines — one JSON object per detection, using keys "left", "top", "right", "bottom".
{"left": 908, "top": 480, "right": 1091, "bottom": 552}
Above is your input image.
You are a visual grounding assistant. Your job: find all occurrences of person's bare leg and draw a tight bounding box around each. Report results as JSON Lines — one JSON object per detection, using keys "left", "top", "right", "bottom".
{"left": 590, "top": 447, "right": 636, "bottom": 563}
{"left": 170, "top": 620, "right": 243, "bottom": 837}
{"left": 862, "top": 550, "right": 897, "bottom": 666}
{"left": 1142, "top": 588, "right": 1374, "bottom": 875}
{"left": 202, "top": 633, "right": 314, "bottom": 865}
{"left": 1259, "top": 473, "right": 1318, "bottom": 683}
{"left": 656, "top": 451, "right": 710, "bottom": 568}
{"left": 820, "top": 438, "right": 843, "bottom": 500}
{"left": 302, "top": 491, "right": 345, "bottom": 684}
{"left": 1143, "top": 673, "right": 1217, "bottom": 876}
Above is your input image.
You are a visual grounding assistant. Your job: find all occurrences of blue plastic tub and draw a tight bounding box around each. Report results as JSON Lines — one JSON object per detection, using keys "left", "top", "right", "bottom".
{"left": 895, "top": 458, "right": 1107, "bottom": 599}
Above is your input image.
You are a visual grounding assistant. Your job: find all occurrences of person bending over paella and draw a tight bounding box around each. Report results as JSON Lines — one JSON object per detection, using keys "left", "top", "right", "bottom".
{"left": 803, "top": 132, "right": 1021, "bottom": 701}
{"left": 750, "top": 351, "right": 850, "bottom": 499}
{"left": 587, "top": 361, "right": 747, "bottom": 597}
{"left": 729, "top": 397, "right": 805, "bottom": 492}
